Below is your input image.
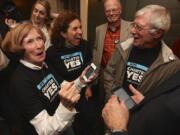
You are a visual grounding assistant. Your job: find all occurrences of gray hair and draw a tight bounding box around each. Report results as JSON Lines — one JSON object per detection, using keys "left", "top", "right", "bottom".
{"left": 136, "top": 5, "right": 171, "bottom": 32}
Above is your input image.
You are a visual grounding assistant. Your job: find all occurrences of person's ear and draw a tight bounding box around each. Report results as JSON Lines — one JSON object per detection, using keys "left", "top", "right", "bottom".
{"left": 60, "top": 32, "right": 67, "bottom": 38}
{"left": 151, "top": 29, "right": 164, "bottom": 39}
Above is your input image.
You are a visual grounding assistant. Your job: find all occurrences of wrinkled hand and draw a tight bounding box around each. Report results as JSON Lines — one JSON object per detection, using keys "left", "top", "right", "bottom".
{"left": 59, "top": 82, "right": 80, "bottom": 110}
{"left": 5, "top": 18, "right": 17, "bottom": 28}
{"left": 102, "top": 95, "right": 129, "bottom": 131}
{"left": 129, "top": 84, "right": 144, "bottom": 104}
{"left": 85, "top": 86, "right": 92, "bottom": 100}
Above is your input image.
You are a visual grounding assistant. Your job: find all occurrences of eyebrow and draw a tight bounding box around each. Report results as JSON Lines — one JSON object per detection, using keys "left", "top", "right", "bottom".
{"left": 34, "top": 7, "right": 45, "bottom": 13}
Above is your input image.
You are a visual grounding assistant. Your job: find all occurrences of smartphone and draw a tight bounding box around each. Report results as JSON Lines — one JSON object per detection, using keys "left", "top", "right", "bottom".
{"left": 83, "top": 63, "right": 97, "bottom": 82}
{"left": 113, "top": 87, "right": 136, "bottom": 110}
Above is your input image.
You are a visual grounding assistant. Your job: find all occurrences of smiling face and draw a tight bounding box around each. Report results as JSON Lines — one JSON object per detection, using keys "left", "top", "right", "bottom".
{"left": 22, "top": 28, "right": 45, "bottom": 66}
{"left": 31, "top": 3, "right": 47, "bottom": 26}
{"left": 61, "top": 19, "right": 82, "bottom": 46}
{"left": 131, "top": 14, "right": 155, "bottom": 48}
{"left": 104, "top": 0, "right": 121, "bottom": 24}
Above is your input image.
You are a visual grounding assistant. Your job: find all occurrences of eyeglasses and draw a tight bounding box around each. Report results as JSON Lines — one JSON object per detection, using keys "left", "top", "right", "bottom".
{"left": 105, "top": 8, "right": 120, "bottom": 15}
{"left": 131, "top": 22, "right": 150, "bottom": 32}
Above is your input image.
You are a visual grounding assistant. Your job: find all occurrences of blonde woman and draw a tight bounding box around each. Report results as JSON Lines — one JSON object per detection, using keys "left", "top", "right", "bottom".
{"left": 2, "top": 23, "right": 94, "bottom": 135}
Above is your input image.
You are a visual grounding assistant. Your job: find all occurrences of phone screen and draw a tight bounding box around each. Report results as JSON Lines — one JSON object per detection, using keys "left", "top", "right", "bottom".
{"left": 83, "top": 63, "right": 97, "bottom": 81}
{"left": 114, "top": 87, "right": 136, "bottom": 109}
{"left": 85, "top": 66, "right": 95, "bottom": 79}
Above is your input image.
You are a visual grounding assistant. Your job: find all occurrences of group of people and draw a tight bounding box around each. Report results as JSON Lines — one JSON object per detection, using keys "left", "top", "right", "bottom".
{"left": 98, "top": 1, "right": 180, "bottom": 135}
{"left": 0, "top": 0, "right": 180, "bottom": 135}
{"left": 1, "top": 1, "right": 98, "bottom": 135}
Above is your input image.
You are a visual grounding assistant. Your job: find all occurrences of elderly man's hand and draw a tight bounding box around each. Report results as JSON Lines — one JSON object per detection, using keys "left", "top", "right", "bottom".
{"left": 102, "top": 95, "right": 129, "bottom": 131}
{"left": 59, "top": 82, "right": 80, "bottom": 110}
{"left": 129, "top": 84, "right": 144, "bottom": 104}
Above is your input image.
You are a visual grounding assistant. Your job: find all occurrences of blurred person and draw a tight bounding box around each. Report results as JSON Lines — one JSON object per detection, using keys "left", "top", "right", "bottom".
{"left": 102, "top": 70, "right": 180, "bottom": 135}
{"left": 46, "top": 11, "right": 99, "bottom": 135}
{"left": 0, "top": 34, "right": 9, "bottom": 70}
{"left": 1, "top": 32, "right": 22, "bottom": 135}
{"left": 5, "top": 0, "right": 52, "bottom": 50}
{"left": 2, "top": 23, "right": 95, "bottom": 135}
{"left": 0, "top": 31, "right": 14, "bottom": 135}
{"left": 0, "top": 48, "right": 9, "bottom": 70}
{"left": 0, "top": 1, "right": 22, "bottom": 38}
{"left": 104, "top": 5, "right": 180, "bottom": 100}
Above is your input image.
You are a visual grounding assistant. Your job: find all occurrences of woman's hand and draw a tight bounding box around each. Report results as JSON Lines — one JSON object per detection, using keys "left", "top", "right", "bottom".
{"left": 85, "top": 86, "right": 92, "bottom": 100}
{"left": 79, "top": 65, "right": 97, "bottom": 84}
{"left": 59, "top": 82, "right": 80, "bottom": 110}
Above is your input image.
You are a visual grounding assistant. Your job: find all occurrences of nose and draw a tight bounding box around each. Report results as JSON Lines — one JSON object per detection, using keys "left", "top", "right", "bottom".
{"left": 77, "top": 28, "right": 82, "bottom": 34}
{"left": 131, "top": 26, "right": 137, "bottom": 34}
{"left": 109, "top": 10, "right": 113, "bottom": 15}
{"left": 34, "top": 40, "right": 43, "bottom": 49}
{"left": 34, "top": 11, "right": 40, "bottom": 17}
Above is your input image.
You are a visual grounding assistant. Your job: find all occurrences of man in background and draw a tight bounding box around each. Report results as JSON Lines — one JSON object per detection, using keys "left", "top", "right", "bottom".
{"left": 93, "top": 0, "right": 131, "bottom": 109}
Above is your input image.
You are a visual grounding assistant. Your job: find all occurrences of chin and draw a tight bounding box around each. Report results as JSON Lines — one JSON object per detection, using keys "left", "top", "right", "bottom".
{"left": 132, "top": 42, "right": 140, "bottom": 47}
{"left": 37, "top": 56, "right": 45, "bottom": 63}
{"left": 73, "top": 42, "right": 80, "bottom": 46}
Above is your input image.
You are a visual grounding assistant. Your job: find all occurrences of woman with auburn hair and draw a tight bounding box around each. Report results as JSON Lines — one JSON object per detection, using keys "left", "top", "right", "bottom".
{"left": 47, "top": 11, "right": 99, "bottom": 135}
{"left": 2, "top": 23, "right": 95, "bottom": 135}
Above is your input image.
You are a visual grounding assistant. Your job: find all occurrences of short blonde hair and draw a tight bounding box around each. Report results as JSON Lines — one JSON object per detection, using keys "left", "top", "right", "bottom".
{"left": 2, "top": 23, "right": 45, "bottom": 54}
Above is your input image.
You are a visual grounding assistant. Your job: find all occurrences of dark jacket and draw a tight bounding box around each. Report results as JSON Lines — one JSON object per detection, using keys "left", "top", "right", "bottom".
{"left": 113, "top": 70, "right": 180, "bottom": 135}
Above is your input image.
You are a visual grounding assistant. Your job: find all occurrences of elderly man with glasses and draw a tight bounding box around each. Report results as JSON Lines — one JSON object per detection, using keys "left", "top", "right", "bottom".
{"left": 104, "top": 4, "right": 180, "bottom": 101}
{"left": 93, "top": 0, "right": 132, "bottom": 112}
{"left": 93, "top": 0, "right": 132, "bottom": 70}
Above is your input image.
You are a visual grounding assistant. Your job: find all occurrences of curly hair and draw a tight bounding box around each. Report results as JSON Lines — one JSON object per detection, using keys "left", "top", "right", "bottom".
{"left": 51, "top": 11, "right": 80, "bottom": 49}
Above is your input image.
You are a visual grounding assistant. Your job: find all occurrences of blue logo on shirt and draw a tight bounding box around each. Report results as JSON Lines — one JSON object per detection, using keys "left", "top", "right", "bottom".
{"left": 126, "top": 62, "right": 149, "bottom": 84}
{"left": 61, "top": 52, "right": 83, "bottom": 71}
{"left": 37, "top": 74, "right": 59, "bottom": 102}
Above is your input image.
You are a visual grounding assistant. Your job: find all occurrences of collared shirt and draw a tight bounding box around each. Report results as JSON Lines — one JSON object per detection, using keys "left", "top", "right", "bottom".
{"left": 18, "top": 59, "right": 77, "bottom": 135}
{"left": 20, "top": 59, "right": 48, "bottom": 70}
{"left": 102, "top": 26, "right": 120, "bottom": 67}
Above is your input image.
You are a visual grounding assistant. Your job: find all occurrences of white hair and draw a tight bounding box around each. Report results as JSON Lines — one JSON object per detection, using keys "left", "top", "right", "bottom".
{"left": 136, "top": 5, "right": 171, "bottom": 32}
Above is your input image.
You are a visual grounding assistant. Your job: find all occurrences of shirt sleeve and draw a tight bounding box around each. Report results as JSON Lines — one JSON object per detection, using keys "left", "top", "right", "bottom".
{"left": 30, "top": 102, "right": 76, "bottom": 135}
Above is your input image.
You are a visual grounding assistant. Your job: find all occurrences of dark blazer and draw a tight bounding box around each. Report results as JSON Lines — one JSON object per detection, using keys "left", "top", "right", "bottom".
{"left": 113, "top": 71, "right": 180, "bottom": 135}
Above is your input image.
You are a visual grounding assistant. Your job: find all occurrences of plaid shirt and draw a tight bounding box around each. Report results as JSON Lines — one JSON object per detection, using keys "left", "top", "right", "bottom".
{"left": 102, "top": 27, "right": 120, "bottom": 67}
